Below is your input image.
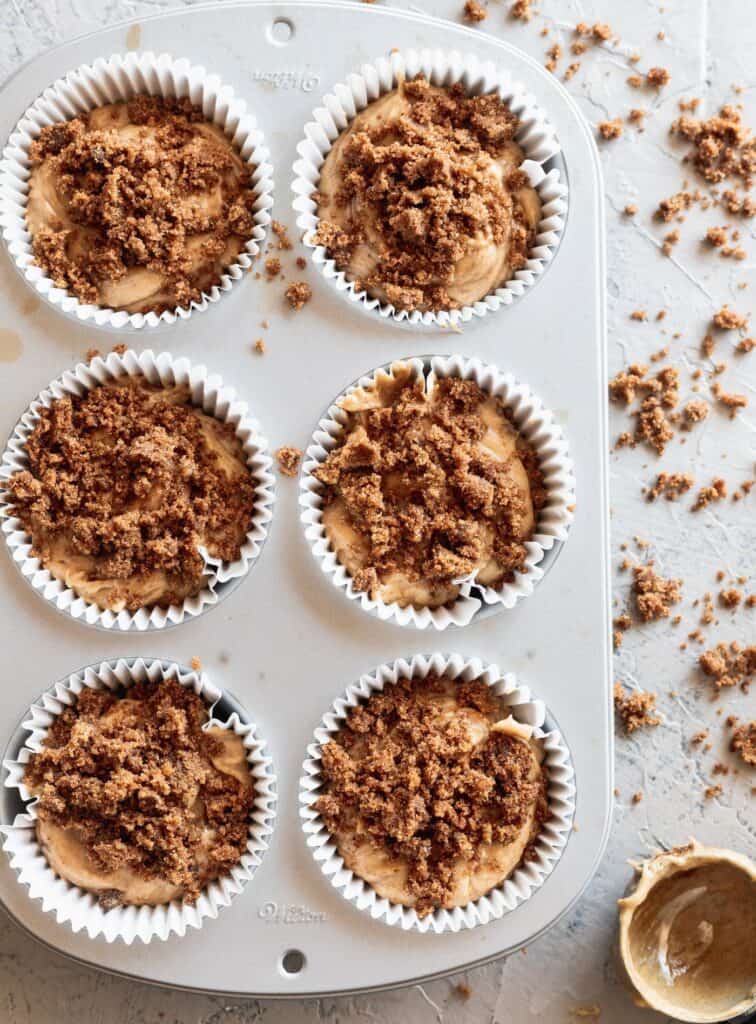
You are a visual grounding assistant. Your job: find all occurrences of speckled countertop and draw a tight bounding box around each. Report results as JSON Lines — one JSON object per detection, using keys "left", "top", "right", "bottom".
{"left": 0, "top": 0, "right": 754, "bottom": 1021}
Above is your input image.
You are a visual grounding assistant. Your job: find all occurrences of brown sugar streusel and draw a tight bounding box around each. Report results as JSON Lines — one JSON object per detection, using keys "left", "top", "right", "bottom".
{"left": 7, "top": 378, "right": 256, "bottom": 613}
{"left": 25, "top": 96, "right": 258, "bottom": 314}
{"left": 315, "top": 674, "right": 549, "bottom": 915}
{"left": 23, "top": 678, "right": 253, "bottom": 907}
{"left": 313, "top": 76, "right": 542, "bottom": 314}
{"left": 314, "top": 366, "right": 546, "bottom": 610}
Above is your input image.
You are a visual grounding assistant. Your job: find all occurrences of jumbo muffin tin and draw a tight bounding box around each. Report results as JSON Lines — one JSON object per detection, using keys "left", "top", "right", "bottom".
{"left": 0, "top": 0, "right": 611, "bottom": 998}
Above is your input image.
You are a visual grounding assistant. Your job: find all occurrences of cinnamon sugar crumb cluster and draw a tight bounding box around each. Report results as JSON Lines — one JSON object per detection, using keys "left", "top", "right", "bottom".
{"left": 613, "top": 682, "right": 661, "bottom": 733}
{"left": 275, "top": 445, "right": 303, "bottom": 477}
{"left": 609, "top": 362, "right": 680, "bottom": 454}
{"left": 313, "top": 77, "right": 537, "bottom": 313}
{"left": 692, "top": 477, "right": 727, "bottom": 511}
{"left": 315, "top": 675, "right": 548, "bottom": 915}
{"left": 284, "top": 281, "right": 312, "bottom": 310}
{"left": 7, "top": 380, "right": 256, "bottom": 611}
{"left": 632, "top": 563, "right": 682, "bottom": 622}
{"left": 23, "top": 679, "right": 253, "bottom": 906}
{"left": 646, "top": 472, "right": 694, "bottom": 502}
{"left": 27, "top": 96, "right": 257, "bottom": 312}
{"left": 699, "top": 642, "right": 755, "bottom": 692}
{"left": 729, "top": 719, "right": 756, "bottom": 765}
{"left": 463, "top": 0, "right": 487, "bottom": 22}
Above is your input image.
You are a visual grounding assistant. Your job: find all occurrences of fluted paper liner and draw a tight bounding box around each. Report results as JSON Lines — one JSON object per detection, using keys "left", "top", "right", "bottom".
{"left": 300, "top": 653, "right": 575, "bottom": 933}
{"left": 0, "top": 349, "right": 275, "bottom": 631}
{"left": 1, "top": 658, "right": 276, "bottom": 944}
{"left": 292, "top": 48, "right": 568, "bottom": 329}
{"left": 299, "top": 355, "right": 575, "bottom": 630}
{"left": 0, "top": 51, "right": 274, "bottom": 330}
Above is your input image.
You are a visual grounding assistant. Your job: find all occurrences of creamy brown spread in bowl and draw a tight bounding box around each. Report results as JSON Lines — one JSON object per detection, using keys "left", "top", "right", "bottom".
{"left": 618, "top": 841, "right": 756, "bottom": 1023}
{"left": 314, "top": 674, "right": 549, "bottom": 915}
{"left": 6, "top": 377, "right": 258, "bottom": 613}
{"left": 312, "top": 76, "right": 542, "bottom": 314}
{"left": 26, "top": 95, "right": 258, "bottom": 315}
{"left": 312, "top": 363, "right": 546, "bottom": 610}
{"left": 23, "top": 677, "right": 254, "bottom": 908}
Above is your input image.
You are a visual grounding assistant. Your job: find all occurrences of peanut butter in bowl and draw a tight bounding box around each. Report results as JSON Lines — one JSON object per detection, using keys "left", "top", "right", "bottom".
{"left": 618, "top": 840, "right": 756, "bottom": 1023}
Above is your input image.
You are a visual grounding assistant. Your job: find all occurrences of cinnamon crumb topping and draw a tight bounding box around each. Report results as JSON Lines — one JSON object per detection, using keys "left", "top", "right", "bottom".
{"left": 314, "top": 372, "right": 545, "bottom": 606}
{"left": 7, "top": 379, "right": 255, "bottom": 611}
{"left": 692, "top": 477, "right": 727, "bottom": 510}
{"left": 313, "top": 77, "right": 538, "bottom": 313}
{"left": 463, "top": 0, "right": 487, "bottom": 22}
{"left": 23, "top": 679, "right": 253, "bottom": 905}
{"left": 315, "top": 675, "right": 548, "bottom": 915}
{"left": 26, "top": 96, "right": 257, "bottom": 313}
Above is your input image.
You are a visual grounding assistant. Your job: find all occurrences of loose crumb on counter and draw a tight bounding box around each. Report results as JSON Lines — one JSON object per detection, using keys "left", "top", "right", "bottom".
{"left": 730, "top": 721, "right": 756, "bottom": 765}
{"left": 699, "top": 642, "right": 755, "bottom": 692}
{"left": 647, "top": 472, "right": 694, "bottom": 501}
{"left": 614, "top": 683, "right": 661, "bottom": 733}
{"left": 692, "top": 477, "right": 727, "bottom": 510}
{"left": 598, "top": 118, "right": 623, "bottom": 140}
{"left": 633, "top": 563, "right": 682, "bottom": 621}
{"left": 463, "top": 0, "right": 487, "bottom": 21}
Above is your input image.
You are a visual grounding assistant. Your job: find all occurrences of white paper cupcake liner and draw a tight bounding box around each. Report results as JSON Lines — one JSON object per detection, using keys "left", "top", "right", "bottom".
{"left": 0, "top": 349, "right": 275, "bottom": 631}
{"left": 292, "top": 48, "right": 568, "bottom": 330}
{"left": 0, "top": 51, "right": 274, "bottom": 331}
{"left": 300, "top": 653, "right": 575, "bottom": 933}
{"left": 1, "top": 657, "right": 276, "bottom": 944}
{"left": 299, "top": 355, "right": 575, "bottom": 630}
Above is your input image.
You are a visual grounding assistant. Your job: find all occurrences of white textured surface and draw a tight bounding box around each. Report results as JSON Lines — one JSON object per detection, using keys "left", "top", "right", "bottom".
{"left": 0, "top": 0, "right": 754, "bottom": 1021}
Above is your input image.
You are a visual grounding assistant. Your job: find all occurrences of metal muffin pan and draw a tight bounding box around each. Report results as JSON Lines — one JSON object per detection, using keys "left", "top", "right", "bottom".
{"left": 0, "top": 0, "right": 611, "bottom": 999}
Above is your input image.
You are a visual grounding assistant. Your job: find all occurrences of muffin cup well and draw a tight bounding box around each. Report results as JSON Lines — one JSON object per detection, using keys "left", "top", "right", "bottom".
{"left": 1, "top": 657, "right": 276, "bottom": 944}
{"left": 0, "top": 349, "right": 275, "bottom": 631}
{"left": 299, "top": 354, "right": 576, "bottom": 631}
{"left": 299, "top": 653, "right": 575, "bottom": 933}
{"left": 291, "top": 47, "right": 568, "bottom": 330}
{"left": 0, "top": 50, "right": 274, "bottom": 331}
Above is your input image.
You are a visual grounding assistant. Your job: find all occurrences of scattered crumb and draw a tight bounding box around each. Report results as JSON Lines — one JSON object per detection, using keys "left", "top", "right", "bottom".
{"left": 632, "top": 791, "right": 643, "bottom": 804}
{"left": 545, "top": 43, "right": 562, "bottom": 73}
{"left": 647, "top": 472, "right": 694, "bottom": 501}
{"left": 509, "top": 0, "right": 533, "bottom": 21}
{"left": 624, "top": 204, "right": 638, "bottom": 216}
{"left": 271, "top": 220, "right": 293, "bottom": 250}
{"left": 190, "top": 656, "right": 202, "bottom": 672}
{"left": 253, "top": 338, "right": 266, "bottom": 354}
{"left": 699, "top": 642, "right": 755, "bottom": 691}
{"left": 730, "top": 721, "right": 756, "bottom": 765}
{"left": 630, "top": 309, "right": 648, "bottom": 321}
{"left": 692, "top": 478, "right": 727, "bottom": 510}
{"left": 285, "top": 281, "right": 312, "bottom": 310}
{"left": 704, "top": 784, "right": 723, "bottom": 799}
{"left": 713, "top": 305, "right": 749, "bottom": 331}
{"left": 274, "top": 446, "right": 303, "bottom": 477}
{"left": 463, "top": 0, "right": 487, "bottom": 21}
{"left": 719, "top": 588, "right": 742, "bottom": 609}
{"left": 647, "top": 67, "right": 671, "bottom": 88}
{"left": 598, "top": 118, "right": 623, "bottom": 140}
{"left": 265, "top": 256, "right": 282, "bottom": 278}
{"left": 633, "top": 563, "right": 682, "bottom": 621}
{"left": 614, "top": 683, "right": 661, "bottom": 733}
{"left": 711, "top": 380, "right": 747, "bottom": 417}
